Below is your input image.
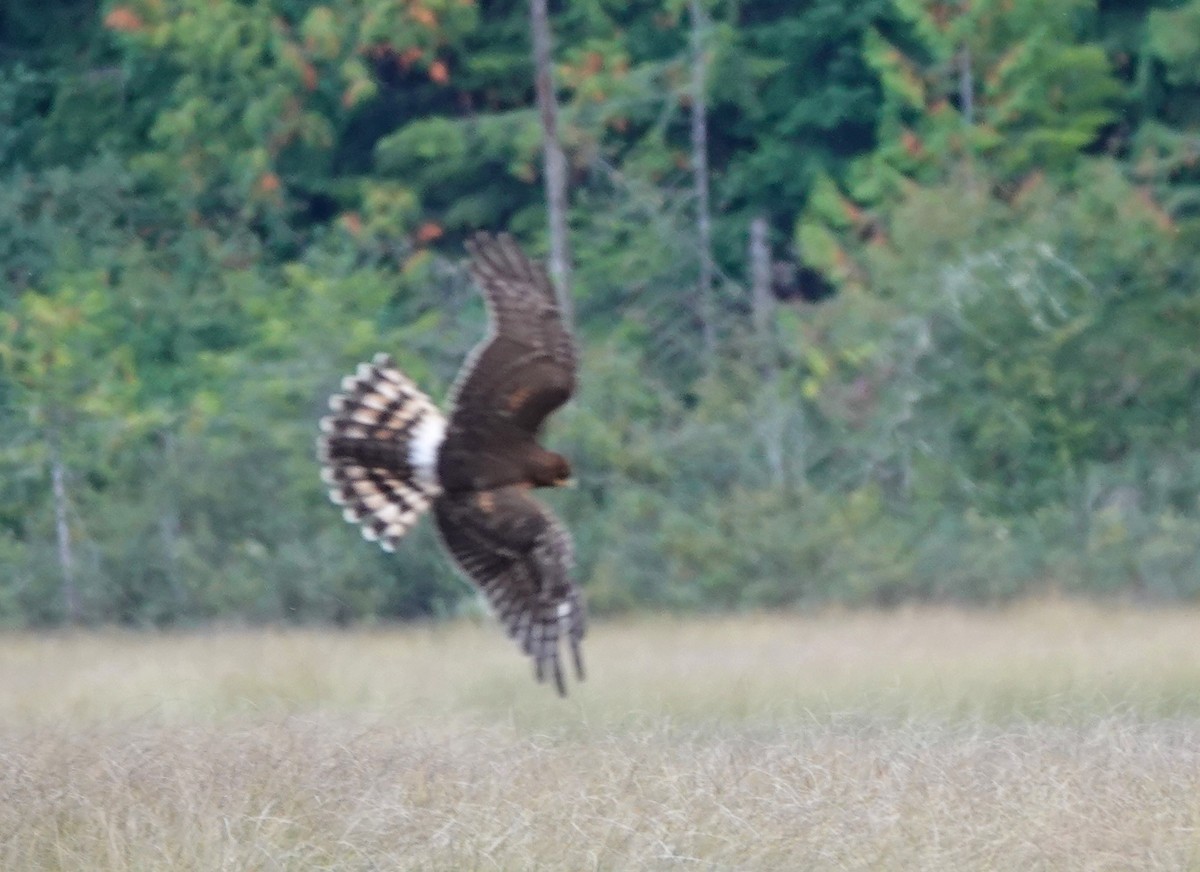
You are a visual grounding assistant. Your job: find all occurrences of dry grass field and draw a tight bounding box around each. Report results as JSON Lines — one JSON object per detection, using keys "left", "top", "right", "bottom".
{"left": 3, "top": 598, "right": 1200, "bottom": 870}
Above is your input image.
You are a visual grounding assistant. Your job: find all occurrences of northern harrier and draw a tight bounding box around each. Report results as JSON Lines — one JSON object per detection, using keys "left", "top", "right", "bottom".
{"left": 317, "top": 233, "right": 585, "bottom": 695}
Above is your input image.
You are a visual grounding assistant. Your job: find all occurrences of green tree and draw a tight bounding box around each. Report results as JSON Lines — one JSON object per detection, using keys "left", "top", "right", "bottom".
{"left": 1124, "top": 0, "right": 1200, "bottom": 219}
{"left": 800, "top": 0, "right": 1122, "bottom": 288}
{"left": 864, "top": 0, "right": 1120, "bottom": 188}
{"left": 0, "top": 276, "right": 156, "bottom": 621}
{"left": 107, "top": 0, "right": 477, "bottom": 236}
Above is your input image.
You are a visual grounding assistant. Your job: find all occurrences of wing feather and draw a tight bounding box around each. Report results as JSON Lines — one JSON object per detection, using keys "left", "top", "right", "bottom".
{"left": 434, "top": 486, "right": 586, "bottom": 695}
{"left": 448, "top": 233, "right": 577, "bottom": 439}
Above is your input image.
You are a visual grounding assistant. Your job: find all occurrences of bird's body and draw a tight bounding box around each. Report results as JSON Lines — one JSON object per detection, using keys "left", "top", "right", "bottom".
{"left": 317, "top": 233, "right": 584, "bottom": 695}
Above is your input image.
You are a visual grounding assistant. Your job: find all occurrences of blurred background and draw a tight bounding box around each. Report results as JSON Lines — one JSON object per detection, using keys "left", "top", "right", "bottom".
{"left": 1, "top": 0, "right": 1198, "bottom": 627}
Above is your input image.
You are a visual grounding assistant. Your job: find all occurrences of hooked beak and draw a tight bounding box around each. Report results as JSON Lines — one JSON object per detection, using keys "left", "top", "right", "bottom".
{"left": 557, "top": 476, "right": 577, "bottom": 489}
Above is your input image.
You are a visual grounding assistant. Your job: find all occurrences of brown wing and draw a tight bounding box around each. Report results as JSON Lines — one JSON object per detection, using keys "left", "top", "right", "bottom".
{"left": 433, "top": 486, "right": 586, "bottom": 696}
{"left": 448, "top": 232, "right": 577, "bottom": 439}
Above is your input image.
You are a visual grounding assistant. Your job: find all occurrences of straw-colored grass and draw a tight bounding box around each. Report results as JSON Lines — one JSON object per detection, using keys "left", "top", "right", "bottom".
{"left": 3, "top": 598, "right": 1200, "bottom": 869}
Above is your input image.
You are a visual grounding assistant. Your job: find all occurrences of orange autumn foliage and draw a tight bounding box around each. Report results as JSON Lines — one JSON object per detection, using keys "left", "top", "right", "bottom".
{"left": 410, "top": 5, "right": 437, "bottom": 28}
{"left": 415, "top": 222, "right": 443, "bottom": 243}
{"left": 104, "top": 6, "right": 144, "bottom": 32}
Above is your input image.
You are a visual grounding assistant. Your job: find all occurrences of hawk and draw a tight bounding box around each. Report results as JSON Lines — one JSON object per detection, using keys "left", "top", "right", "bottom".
{"left": 317, "top": 233, "right": 585, "bottom": 695}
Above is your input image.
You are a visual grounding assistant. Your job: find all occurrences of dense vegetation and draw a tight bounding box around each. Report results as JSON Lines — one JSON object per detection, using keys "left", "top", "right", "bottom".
{"left": 2, "top": 0, "right": 1199, "bottom": 625}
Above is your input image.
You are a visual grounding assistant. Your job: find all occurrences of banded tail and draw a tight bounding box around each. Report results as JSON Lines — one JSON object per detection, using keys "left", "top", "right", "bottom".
{"left": 317, "top": 353, "right": 446, "bottom": 552}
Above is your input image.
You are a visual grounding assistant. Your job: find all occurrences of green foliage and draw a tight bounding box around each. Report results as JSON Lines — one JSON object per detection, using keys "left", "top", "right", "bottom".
{"left": 856, "top": 0, "right": 1121, "bottom": 198}
{"left": 1132, "top": 0, "right": 1200, "bottom": 218}
{"left": 1, "top": 0, "right": 1199, "bottom": 626}
{"left": 1146, "top": 1, "right": 1200, "bottom": 86}
{"left": 374, "top": 110, "right": 544, "bottom": 234}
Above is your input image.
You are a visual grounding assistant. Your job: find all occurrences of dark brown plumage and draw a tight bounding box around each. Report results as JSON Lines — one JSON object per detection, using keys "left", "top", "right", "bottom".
{"left": 317, "top": 233, "right": 585, "bottom": 695}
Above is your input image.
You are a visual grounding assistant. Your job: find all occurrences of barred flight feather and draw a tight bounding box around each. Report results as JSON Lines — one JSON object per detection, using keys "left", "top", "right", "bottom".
{"left": 435, "top": 493, "right": 585, "bottom": 696}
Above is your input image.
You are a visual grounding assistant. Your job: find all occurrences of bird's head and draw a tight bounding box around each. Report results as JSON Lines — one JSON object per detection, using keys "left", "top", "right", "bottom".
{"left": 532, "top": 450, "right": 574, "bottom": 488}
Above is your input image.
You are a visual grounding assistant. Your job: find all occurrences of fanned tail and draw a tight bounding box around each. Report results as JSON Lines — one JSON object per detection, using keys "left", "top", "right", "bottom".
{"left": 317, "top": 353, "right": 446, "bottom": 552}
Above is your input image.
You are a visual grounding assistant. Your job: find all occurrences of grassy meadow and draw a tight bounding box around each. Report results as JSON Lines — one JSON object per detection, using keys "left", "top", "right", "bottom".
{"left": 3, "top": 599, "right": 1200, "bottom": 870}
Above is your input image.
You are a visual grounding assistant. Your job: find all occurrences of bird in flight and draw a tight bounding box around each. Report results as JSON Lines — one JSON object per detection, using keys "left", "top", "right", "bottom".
{"left": 317, "top": 233, "right": 585, "bottom": 695}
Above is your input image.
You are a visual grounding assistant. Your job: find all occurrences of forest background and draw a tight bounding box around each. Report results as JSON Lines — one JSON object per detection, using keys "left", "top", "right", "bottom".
{"left": 1, "top": 0, "right": 1198, "bottom": 626}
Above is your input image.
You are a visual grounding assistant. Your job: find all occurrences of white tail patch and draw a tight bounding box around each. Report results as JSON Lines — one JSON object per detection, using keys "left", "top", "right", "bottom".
{"left": 409, "top": 414, "right": 446, "bottom": 492}
{"left": 317, "top": 353, "right": 446, "bottom": 552}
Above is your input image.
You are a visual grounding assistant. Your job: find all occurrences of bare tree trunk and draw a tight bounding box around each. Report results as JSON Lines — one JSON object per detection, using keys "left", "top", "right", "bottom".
{"left": 958, "top": 42, "right": 974, "bottom": 127}
{"left": 749, "top": 215, "right": 774, "bottom": 348}
{"left": 50, "top": 439, "right": 80, "bottom": 623}
{"left": 748, "top": 216, "right": 785, "bottom": 487}
{"left": 528, "top": 0, "right": 573, "bottom": 318}
{"left": 689, "top": 0, "right": 716, "bottom": 367}
{"left": 958, "top": 41, "right": 977, "bottom": 191}
{"left": 158, "top": 431, "right": 187, "bottom": 614}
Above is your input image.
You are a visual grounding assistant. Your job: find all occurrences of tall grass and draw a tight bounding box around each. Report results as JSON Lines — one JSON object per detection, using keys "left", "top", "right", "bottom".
{"left": 3, "top": 599, "right": 1200, "bottom": 869}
